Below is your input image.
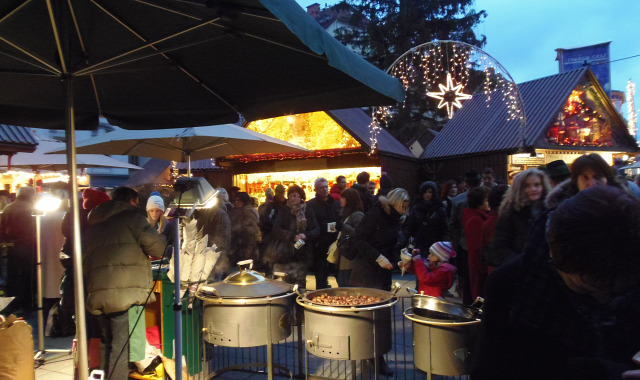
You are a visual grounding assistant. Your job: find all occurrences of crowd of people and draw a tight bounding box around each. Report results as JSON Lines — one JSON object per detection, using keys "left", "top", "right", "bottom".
{"left": 0, "top": 153, "right": 639, "bottom": 378}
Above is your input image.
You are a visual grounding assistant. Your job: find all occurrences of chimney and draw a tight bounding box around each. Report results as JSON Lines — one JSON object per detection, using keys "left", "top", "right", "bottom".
{"left": 307, "top": 3, "right": 320, "bottom": 19}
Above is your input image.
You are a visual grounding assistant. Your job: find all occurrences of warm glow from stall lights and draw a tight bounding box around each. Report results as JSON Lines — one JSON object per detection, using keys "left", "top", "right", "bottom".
{"left": 35, "top": 193, "right": 62, "bottom": 213}
{"left": 202, "top": 193, "right": 219, "bottom": 209}
{"left": 247, "top": 112, "right": 361, "bottom": 151}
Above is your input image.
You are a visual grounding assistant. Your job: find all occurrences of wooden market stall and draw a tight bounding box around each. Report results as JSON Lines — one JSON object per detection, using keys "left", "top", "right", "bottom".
{"left": 421, "top": 67, "right": 639, "bottom": 182}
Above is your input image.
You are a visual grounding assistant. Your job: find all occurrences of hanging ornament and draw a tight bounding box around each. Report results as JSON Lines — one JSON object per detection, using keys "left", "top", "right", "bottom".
{"left": 426, "top": 72, "right": 473, "bottom": 119}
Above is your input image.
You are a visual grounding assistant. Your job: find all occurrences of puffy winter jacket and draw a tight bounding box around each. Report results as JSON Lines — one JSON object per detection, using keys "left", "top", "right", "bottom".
{"left": 84, "top": 200, "right": 166, "bottom": 315}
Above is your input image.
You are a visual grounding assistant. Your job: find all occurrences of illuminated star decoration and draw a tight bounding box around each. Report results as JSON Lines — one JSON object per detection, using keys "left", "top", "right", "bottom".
{"left": 427, "top": 72, "right": 473, "bottom": 119}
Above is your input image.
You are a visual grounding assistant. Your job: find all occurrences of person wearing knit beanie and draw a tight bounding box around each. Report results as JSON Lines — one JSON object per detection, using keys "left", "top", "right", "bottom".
{"left": 146, "top": 195, "right": 165, "bottom": 212}
{"left": 429, "top": 241, "right": 456, "bottom": 262}
{"left": 82, "top": 188, "right": 110, "bottom": 210}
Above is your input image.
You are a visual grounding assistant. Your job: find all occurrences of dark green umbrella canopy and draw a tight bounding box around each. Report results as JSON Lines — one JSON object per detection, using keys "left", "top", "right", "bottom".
{"left": 0, "top": 0, "right": 404, "bottom": 130}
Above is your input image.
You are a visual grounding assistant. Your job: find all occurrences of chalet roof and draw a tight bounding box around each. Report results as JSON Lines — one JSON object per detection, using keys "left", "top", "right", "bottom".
{"left": 421, "top": 67, "right": 638, "bottom": 160}
{"left": 173, "top": 108, "right": 415, "bottom": 170}
{"left": 0, "top": 124, "right": 37, "bottom": 154}
{"left": 327, "top": 108, "right": 414, "bottom": 158}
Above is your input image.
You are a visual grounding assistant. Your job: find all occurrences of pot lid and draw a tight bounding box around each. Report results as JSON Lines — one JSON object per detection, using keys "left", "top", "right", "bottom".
{"left": 205, "top": 260, "right": 292, "bottom": 298}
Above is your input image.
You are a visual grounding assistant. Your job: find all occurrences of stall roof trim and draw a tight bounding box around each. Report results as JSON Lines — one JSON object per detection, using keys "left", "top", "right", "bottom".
{"left": 327, "top": 108, "right": 414, "bottom": 158}
{"left": 0, "top": 124, "right": 37, "bottom": 154}
{"left": 421, "top": 67, "right": 637, "bottom": 160}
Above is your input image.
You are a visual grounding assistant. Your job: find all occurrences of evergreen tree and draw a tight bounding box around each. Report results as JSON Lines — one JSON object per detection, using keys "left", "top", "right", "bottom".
{"left": 333, "top": 0, "right": 487, "bottom": 144}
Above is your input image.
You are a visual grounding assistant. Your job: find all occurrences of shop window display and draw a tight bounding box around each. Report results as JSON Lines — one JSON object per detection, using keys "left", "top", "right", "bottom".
{"left": 235, "top": 167, "right": 382, "bottom": 206}
{"left": 545, "top": 80, "right": 616, "bottom": 147}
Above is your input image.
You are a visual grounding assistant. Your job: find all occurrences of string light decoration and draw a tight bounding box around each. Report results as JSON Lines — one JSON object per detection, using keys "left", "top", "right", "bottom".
{"left": 628, "top": 79, "right": 637, "bottom": 139}
{"left": 369, "top": 40, "right": 526, "bottom": 153}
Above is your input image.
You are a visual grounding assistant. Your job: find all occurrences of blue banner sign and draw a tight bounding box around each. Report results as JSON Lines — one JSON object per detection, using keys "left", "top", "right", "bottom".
{"left": 556, "top": 42, "right": 611, "bottom": 95}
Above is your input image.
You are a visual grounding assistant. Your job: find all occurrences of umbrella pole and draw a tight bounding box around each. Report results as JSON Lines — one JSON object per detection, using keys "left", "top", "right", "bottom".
{"left": 187, "top": 154, "right": 191, "bottom": 177}
{"left": 65, "top": 76, "right": 89, "bottom": 380}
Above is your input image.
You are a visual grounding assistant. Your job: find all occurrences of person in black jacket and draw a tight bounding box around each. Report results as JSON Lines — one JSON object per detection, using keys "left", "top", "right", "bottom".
{"left": 473, "top": 186, "right": 640, "bottom": 380}
{"left": 487, "top": 168, "right": 550, "bottom": 268}
{"left": 405, "top": 181, "right": 448, "bottom": 255}
{"left": 350, "top": 188, "right": 409, "bottom": 291}
{"left": 352, "top": 171, "right": 373, "bottom": 213}
{"left": 306, "top": 178, "right": 341, "bottom": 289}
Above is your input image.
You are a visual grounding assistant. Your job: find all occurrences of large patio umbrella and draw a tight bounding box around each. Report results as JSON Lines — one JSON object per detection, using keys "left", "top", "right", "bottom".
{"left": 2, "top": 153, "right": 142, "bottom": 171}
{"left": 0, "top": 1, "right": 404, "bottom": 378}
{"left": 51, "top": 124, "right": 307, "bottom": 175}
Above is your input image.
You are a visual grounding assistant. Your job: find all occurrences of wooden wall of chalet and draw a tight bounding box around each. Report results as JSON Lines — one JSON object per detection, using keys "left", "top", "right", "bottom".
{"left": 192, "top": 168, "right": 234, "bottom": 189}
{"left": 422, "top": 152, "right": 510, "bottom": 184}
{"left": 378, "top": 154, "right": 421, "bottom": 195}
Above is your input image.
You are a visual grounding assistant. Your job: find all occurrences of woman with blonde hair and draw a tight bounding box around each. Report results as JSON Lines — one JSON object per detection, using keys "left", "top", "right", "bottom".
{"left": 146, "top": 194, "right": 174, "bottom": 256}
{"left": 487, "top": 168, "right": 551, "bottom": 268}
{"left": 350, "top": 188, "right": 409, "bottom": 291}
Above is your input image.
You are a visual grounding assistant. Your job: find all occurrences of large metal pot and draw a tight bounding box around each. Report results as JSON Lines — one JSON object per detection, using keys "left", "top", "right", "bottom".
{"left": 296, "top": 287, "right": 397, "bottom": 360}
{"left": 404, "top": 294, "right": 482, "bottom": 376}
{"left": 411, "top": 294, "right": 482, "bottom": 322}
{"left": 196, "top": 260, "right": 295, "bottom": 347}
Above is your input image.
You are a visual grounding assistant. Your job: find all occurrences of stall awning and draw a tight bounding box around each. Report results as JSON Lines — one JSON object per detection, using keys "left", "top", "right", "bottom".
{"left": 0, "top": 124, "right": 37, "bottom": 155}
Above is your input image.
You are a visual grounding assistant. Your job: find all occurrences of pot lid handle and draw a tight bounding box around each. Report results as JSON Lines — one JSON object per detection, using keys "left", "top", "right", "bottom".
{"left": 238, "top": 259, "right": 253, "bottom": 271}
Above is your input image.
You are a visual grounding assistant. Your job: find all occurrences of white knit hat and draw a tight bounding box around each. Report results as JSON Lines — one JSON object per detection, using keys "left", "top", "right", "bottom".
{"left": 146, "top": 195, "right": 165, "bottom": 212}
{"left": 429, "top": 241, "right": 456, "bottom": 262}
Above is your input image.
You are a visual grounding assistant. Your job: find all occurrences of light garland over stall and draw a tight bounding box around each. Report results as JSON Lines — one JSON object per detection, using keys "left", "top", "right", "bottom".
{"left": 369, "top": 40, "right": 526, "bottom": 154}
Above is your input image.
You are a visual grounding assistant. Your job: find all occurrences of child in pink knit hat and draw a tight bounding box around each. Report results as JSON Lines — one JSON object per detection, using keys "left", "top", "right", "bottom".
{"left": 400, "top": 241, "right": 457, "bottom": 298}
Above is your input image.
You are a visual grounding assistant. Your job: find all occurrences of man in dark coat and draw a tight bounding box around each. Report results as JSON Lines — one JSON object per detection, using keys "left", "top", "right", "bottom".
{"left": 306, "top": 177, "right": 341, "bottom": 289}
{"left": 352, "top": 171, "right": 373, "bottom": 213}
{"left": 0, "top": 186, "right": 36, "bottom": 313}
{"left": 85, "top": 186, "right": 166, "bottom": 380}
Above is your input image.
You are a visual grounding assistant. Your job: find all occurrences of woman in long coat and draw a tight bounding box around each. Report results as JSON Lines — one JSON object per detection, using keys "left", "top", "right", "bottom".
{"left": 487, "top": 168, "right": 551, "bottom": 268}
{"left": 335, "top": 187, "right": 364, "bottom": 287}
{"left": 350, "top": 188, "right": 409, "bottom": 291}
{"left": 262, "top": 185, "right": 319, "bottom": 288}
{"left": 228, "top": 191, "right": 259, "bottom": 266}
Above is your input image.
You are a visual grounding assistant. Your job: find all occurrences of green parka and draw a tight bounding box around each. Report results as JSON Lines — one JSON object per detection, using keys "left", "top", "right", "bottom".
{"left": 84, "top": 200, "right": 166, "bottom": 315}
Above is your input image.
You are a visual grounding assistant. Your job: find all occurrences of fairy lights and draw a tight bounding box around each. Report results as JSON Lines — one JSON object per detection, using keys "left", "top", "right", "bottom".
{"left": 627, "top": 79, "right": 637, "bottom": 139}
{"left": 370, "top": 40, "right": 526, "bottom": 154}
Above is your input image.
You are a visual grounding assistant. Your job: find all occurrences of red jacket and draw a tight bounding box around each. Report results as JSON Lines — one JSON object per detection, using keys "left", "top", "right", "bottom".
{"left": 330, "top": 183, "right": 342, "bottom": 201}
{"left": 463, "top": 207, "right": 489, "bottom": 300}
{"left": 412, "top": 259, "right": 457, "bottom": 298}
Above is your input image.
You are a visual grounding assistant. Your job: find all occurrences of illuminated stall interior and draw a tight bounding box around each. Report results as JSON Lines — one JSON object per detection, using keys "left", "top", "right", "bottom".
{"left": 1, "top": 170, "right": 89, "bottom": 193}
{"left": 235, "top": 167, "right": 382, "bottom": 204}
{"left": 234, "top": 112, "right": 380, "bottom": 203}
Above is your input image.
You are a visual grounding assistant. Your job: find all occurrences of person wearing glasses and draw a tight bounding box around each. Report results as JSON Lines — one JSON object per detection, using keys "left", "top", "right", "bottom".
{"left": 472, "top": 185, "right": 640, "bottom": 379}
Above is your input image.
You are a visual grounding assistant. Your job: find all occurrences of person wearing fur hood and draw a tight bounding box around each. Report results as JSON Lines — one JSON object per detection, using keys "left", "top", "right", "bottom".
{"left": 349, "top": 188, "right": 410, "bottom": 291}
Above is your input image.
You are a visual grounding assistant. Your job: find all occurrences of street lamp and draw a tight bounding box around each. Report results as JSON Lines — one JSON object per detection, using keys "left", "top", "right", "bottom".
{"left": 33, "top": 193, "right": 68, "bottom": 364}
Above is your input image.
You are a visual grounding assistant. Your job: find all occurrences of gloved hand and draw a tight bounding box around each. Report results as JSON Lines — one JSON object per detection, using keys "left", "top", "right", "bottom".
{"left": 376, "top": 254, "right": 393, "bottom": 270}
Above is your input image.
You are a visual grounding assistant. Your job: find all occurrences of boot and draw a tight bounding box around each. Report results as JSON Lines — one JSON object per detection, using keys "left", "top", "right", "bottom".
{"left": 367, "top": 356, "right": 393, "bottom": 376}
{"left": 377, "top": 356, "right": 393, "bottom": 376}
